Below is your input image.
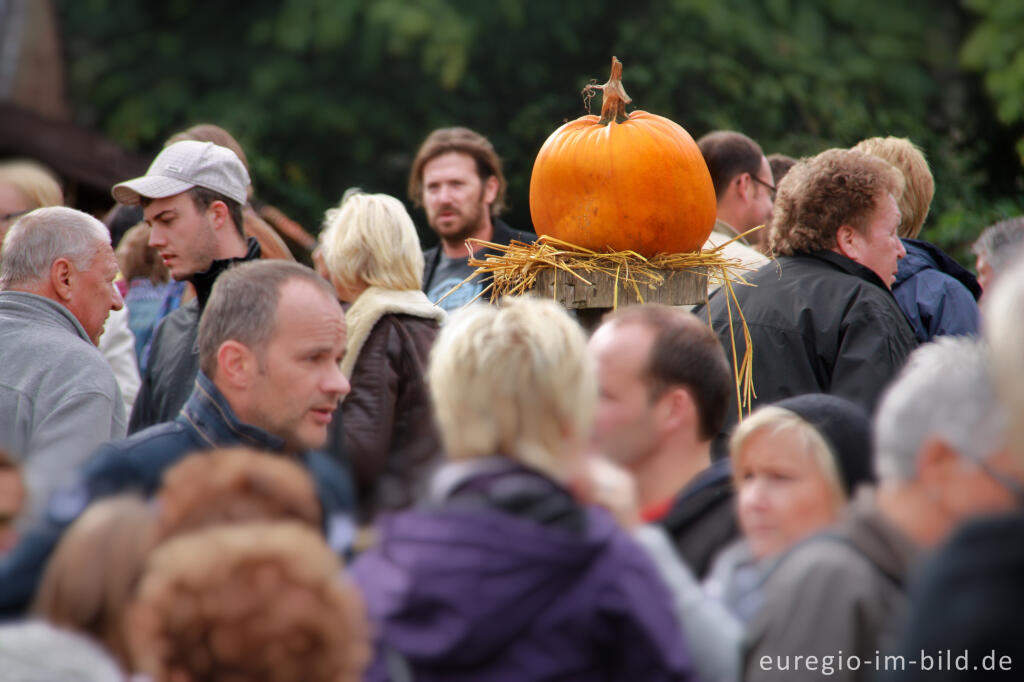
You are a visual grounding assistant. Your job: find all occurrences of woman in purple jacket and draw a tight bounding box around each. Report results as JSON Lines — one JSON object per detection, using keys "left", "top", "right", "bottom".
{"left": 351, "top": 297, "right": 697, "bottom": 682}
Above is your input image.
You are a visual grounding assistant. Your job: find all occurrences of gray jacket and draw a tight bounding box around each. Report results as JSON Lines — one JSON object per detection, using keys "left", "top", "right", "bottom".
{"left": 0, "top": 292, "right": 126, "bottom": 526}
{"left": 742, "top": 490, "right": 920, "bottom": 682}
{"left": 635, "top": 525, "right": 742, "bottom": 682}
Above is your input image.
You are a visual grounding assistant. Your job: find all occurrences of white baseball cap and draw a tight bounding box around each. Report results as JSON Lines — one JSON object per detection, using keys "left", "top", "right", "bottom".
{"left": 112, "top": 140, "right": 250, "bottom": 206}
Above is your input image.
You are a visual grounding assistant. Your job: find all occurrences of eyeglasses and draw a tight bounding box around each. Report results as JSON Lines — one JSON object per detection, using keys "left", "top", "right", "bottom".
{"left": 977, "top": 458, "right": 1024, "bottom": 508}
{"left": 749, "top": 174, "right": 777, "bottom": 201}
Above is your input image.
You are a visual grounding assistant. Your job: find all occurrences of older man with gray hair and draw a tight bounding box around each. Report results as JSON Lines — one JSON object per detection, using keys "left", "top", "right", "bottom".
{"left": 0, "top": 206, "right": 126, "bottom": 527}
{"left": 744, "top": 336, "right": 1022, "bottom": 682}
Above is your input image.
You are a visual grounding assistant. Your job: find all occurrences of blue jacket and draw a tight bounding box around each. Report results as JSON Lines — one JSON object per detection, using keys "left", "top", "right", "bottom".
{"left": 0, "top": 372, "right": 355, "bottom": 615}
{"left": 892, "top": 238, "right": 981, "bottom": 343}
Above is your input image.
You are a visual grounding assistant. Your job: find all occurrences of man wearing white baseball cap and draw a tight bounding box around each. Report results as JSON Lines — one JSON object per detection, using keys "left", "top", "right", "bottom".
{"left": 112, "top": 140, "right": 262, "bottom": 431}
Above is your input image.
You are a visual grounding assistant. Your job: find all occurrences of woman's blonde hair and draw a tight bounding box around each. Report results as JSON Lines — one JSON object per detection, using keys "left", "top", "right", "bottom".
{"left": 0, "top": 160, "right": 63, "bottom": 209}
{"left": 730, "top": 406, "right": 846, "bottom": 507}
{"left": 320, "top": 192, "right": 424, "bottom": 293}
{"left": 427, "top": 297, "right": 596, "bottom": 481}
{"left": 852, "top": 136, "right": 934, "bottom": 239}
{"left": 126, "top": 522, "right": 370, "bottom": 682}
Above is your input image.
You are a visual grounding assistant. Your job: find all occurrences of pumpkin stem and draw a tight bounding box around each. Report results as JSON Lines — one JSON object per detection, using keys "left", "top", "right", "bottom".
{"left": 582, "top": 57, "right": 632, "bottom": 125}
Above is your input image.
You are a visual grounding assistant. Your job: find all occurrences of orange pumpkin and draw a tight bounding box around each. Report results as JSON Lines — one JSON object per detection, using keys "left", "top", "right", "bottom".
{"left": 529, "top": 57, "right": 717, "bottom": 256}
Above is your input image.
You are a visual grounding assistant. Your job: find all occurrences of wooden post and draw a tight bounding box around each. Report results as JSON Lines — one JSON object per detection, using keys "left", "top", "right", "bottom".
{"left": 531, "top": 267, "right": 708, "bottom": 332}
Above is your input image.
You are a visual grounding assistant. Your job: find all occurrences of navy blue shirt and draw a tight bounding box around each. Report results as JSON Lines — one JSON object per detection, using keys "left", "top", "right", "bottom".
{"left": 0, "top": 372, "right": 355, "bottom": 615}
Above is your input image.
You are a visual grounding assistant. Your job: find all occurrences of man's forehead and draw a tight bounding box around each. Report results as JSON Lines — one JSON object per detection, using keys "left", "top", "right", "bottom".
{"left": 143, "top": 192, "right": 191, "bottom": 218}
{"left": 591, "top": 321, "right": 655, "bottom": 368}
{"left": 273, "top": 284, "right": 345, "bottom": 332}
{"left": 423, "top": 151, "right": 477, "bottom": 178}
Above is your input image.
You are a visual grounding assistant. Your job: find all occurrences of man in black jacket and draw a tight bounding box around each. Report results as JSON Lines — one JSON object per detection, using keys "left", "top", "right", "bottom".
{"left": 408, "top": 127, "right": 533, "bottom": 311}
{"left": 112, "top": 139, "right": 261, "bottom": 432}
{"left": 588, "top": 304, "right": 738, "bottom": 579}
{"left": 705, "top": 148, "right": 918, "bottom": 434}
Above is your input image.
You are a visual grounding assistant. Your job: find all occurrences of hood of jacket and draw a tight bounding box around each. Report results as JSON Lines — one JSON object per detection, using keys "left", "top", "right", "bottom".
{"left": 352, "top": 465, "right": 623, "bottom": 666}
{"left": 894, "top": 239, "right": 981, "bottom": 299}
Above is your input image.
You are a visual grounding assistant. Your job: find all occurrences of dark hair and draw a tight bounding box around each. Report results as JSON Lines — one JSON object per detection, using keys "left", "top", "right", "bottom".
{"left": 102, "top": 203, "right": 144, "bottom": 249}
{"left": 188, "top": 186, "right": 245, "bottom": 238}
{"left": 768, "top": 153, "right": 797, "bottom": 185}
{"left": 408, "top": 127, "right": 507, "bottom": 216}
{"left": 697, "top": 131, "right": 766, "bottom": 200}
{"left": 198, "top": 260, "right": 337, "bottom": 377}
{"left": 602, "top": 305, "right": 731, "bottom": 440}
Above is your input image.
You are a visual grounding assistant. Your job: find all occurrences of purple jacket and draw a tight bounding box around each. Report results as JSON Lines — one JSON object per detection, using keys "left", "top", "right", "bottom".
{"left": 351, "top": 459, "right": 697, "bottom": 682}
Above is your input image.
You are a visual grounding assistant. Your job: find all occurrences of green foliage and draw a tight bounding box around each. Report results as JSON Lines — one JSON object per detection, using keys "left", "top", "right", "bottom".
{"left": 57, "top": 0, "right": 1023, "bottom": 262}
{"left": 961, "top": 0, "right": 1024, "bottom": 165}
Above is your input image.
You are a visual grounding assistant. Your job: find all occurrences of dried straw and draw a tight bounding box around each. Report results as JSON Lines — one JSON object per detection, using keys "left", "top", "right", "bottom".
{"left": 436, "top": 229, "right": 763, "bottom": 419}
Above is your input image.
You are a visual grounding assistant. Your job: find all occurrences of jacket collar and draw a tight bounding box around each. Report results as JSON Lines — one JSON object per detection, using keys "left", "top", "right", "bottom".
{"left": 803, "top": 249, "right": 893, "bottom": 293}
{"left": 190, "top": 237, "right": 261, "bottom": 311}
{"left": 178, "top": 371, "right": 287, "bottom": 452}
{"left": 0, "top": 291, "right": 93, "bottom": 345}
{"left": 340, "top": 286, "right": 444, "bottom": 378}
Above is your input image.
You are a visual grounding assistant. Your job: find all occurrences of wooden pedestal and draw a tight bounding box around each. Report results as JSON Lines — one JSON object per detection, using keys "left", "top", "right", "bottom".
{"left": 532, "top": 267, "right": 708, "bottom": 331}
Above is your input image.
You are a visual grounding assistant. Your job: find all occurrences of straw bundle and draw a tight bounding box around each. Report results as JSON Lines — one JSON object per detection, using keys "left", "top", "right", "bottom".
{"left": 436, "top": 229, "right": 763, "bottom": 420}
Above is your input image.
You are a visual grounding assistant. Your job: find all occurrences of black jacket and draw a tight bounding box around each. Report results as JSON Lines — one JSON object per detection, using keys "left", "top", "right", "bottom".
{"left": 421, "top": 218, "right": 534, "bottom": 298}
{"left": 658, "top": 458, "right": 739, "bottom": 580}
{"left": 128, "top": 238, "right": 261, "bottom": 433}
{"left": 704, "top": 250, "right": 918, "bottom": 434}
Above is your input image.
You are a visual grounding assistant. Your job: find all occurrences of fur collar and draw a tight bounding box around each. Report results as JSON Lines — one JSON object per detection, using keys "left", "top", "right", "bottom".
{"left": 341, "top": 286, "right": 445, "bottom": 378}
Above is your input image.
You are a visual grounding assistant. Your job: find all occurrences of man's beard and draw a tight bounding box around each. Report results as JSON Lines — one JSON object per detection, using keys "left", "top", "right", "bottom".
{"left": 431, "top": 189, "right": 487, "bottom": 247}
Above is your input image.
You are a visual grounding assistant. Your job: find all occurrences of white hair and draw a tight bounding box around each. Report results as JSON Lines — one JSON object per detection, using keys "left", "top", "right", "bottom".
{"left": 319, "top": 192, "right": 424, "bottom": 293}
{"left": 0, "top": 207, "right": 111, "bottom": 290}
{"left": 985, "top": 254, "right": 1024, "bottom": 454}
{"left": 427, "top": 297, "right": 596, "bottom": 481}
{"left": 874, "top": 336, "right": 1007, "bottom": 481}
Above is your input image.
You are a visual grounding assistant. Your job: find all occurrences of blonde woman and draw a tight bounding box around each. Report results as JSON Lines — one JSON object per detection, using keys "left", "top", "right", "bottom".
{"left": 703, "top": 393, "right": 874, "bottom": 622}
{"left": 319, "top": 192, "right": 444, "bottom": 523}
{"left": 352, "top": 297, "right": 698, "bottom": 681}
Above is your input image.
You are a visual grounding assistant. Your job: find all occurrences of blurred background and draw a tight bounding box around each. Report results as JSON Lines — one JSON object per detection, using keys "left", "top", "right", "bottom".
{"left": 1, "top": 0, "right": 1022, "bottom": 262}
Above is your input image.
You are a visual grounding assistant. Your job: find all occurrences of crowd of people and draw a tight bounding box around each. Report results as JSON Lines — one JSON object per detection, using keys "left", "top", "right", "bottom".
{"left": 0, "top": 119, "right": 1023, "bottom": 681}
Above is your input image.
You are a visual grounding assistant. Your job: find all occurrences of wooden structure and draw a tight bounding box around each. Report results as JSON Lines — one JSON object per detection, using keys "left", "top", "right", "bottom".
{"left": 533, "top": 266, "right": 707, "bottom": 330}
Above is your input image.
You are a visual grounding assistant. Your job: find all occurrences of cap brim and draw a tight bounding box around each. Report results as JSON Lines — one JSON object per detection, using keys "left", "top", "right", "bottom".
{"left": 111, "top": 175, "right": 196, "bottom": 205}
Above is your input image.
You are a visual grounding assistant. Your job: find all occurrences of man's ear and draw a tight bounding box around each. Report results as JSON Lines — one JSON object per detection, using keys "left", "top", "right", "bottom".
{"left": 483, "top": 175, "right": 500, "bottom": 206}
{"left": 215, "top": 340, "right": 257, "bottom": 389}
{"left": 733, "top": 172, "right": 753, "bottom": 202}
{"left": 207, "top": 200, "right": 230, "bottom": 232}
{"left": 657, "top": 386, "right": 697, "bottom": 435}
{"left": 49, "top": 258, "right": 75, "bottom": 302}
{"left": 834, "top": 224, "right": 861, "bottom": 260}
{"left": 916, "top": 436, "right": 960, "bottom": 496}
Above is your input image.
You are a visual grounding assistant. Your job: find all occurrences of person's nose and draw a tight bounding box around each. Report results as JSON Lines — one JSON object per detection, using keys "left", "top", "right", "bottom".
{"left": 111, "top": 282, "right": 125, "bottom": 311}
{"left": 148, "top": 227, "right": 165, "bottom": 248}
{"left": 324, "top": 362, "right": 351, "bottom": 399}
{"left": 740, "top": 478, "right": 770, "bottom": 512}
{"left": 896, "top": 238, "right": 907, "bottom": 260}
